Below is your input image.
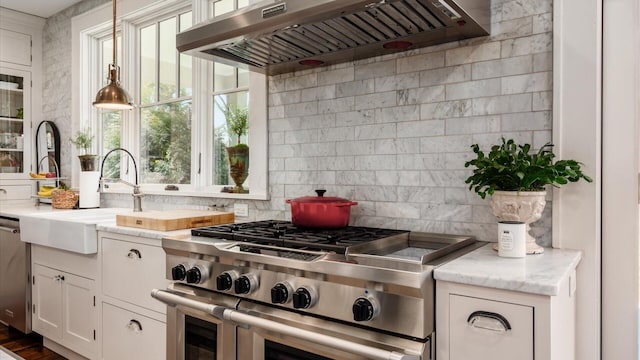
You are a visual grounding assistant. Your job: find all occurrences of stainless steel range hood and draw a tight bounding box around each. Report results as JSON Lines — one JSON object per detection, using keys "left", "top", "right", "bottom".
{"left": 177, "top": 0, "right": 490, "bottom": 75}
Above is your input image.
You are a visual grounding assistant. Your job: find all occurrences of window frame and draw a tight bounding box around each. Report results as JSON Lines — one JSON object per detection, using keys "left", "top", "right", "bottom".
{"left": 71, "top": 0, "right": 268, "bottom": 200}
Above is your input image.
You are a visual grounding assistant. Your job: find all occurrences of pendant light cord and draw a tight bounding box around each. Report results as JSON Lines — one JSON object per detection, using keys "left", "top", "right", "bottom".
{"left": 112, "top": 0, "right": 117, "bottom": 66}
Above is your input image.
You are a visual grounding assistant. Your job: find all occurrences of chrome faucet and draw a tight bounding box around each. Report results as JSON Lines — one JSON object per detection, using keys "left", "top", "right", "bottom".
{"left": 99, "top": 148, "right": 143, "bottom": 212}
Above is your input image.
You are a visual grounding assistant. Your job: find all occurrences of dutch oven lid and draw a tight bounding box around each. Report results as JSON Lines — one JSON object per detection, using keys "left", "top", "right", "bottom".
{"left": 289, "top": 190, "right": 353, "bottom": 204}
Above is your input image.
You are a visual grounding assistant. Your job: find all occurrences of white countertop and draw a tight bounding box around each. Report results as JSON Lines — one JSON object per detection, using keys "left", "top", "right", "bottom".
{"left": 434, "top": 243, "right": 582, "bottom": 296}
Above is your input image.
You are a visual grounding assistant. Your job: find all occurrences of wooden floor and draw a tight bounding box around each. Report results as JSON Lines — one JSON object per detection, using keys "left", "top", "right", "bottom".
{"left": 0, "top": 325, "right": 66, "bottom": 360}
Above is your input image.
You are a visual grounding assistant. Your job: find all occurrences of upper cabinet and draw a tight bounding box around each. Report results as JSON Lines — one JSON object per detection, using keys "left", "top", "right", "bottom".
{"left": 0, "top": 67, "right": 30, "bottom": 177}
{"left": 0, "top": 29, "right": 31, "bottom": 66}
{"left": 0, "top": 8, "right": 45, "bottom": 186}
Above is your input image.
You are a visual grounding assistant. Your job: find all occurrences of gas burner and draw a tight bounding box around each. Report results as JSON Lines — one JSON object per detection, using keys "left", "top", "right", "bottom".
{"left": 191, "top": 221, "right": 410, "bottom": 254}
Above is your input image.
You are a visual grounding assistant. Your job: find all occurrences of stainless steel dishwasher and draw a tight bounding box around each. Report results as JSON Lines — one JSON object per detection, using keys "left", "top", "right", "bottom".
{"left": 0, "top": 216, "right": 30, "bottom": 333}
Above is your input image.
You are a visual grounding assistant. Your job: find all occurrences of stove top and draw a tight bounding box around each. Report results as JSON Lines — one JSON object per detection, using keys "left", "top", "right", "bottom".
{"left": 191, "top": 220, "right": 410, "bottom": 254}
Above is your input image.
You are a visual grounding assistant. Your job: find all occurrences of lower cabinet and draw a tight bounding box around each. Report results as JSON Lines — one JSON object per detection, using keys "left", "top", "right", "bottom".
{"left": 102, "top": 303, "right": 165, "bottom": 360}
{"left": 436, "top": 275, "right": 576, "bottom": 360}
{"left": 32, "top": 263, "right": 97, "bottom": 359}
{"left": 99, "top": 231, "right": 168, "bottom": 360}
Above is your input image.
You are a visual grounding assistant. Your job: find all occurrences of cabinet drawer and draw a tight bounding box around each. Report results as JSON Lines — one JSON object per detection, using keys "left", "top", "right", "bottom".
{"left": 0, "top": 29, "right": 31, "bottom": 65}
{"left": 449, "top": 294, "right": 533, "bottom": 360}
{"left": 102, "top": 302, "right": 165, "bottom": 360}
{"left": 102, "top": 237, "right": 168, "bottom": 313}
{"left": 0, "top": 184, "right": 30, "bottom": 200}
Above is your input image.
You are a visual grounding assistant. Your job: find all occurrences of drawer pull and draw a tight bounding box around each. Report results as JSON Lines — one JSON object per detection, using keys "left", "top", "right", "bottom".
{"left": 127, "top": 249, "right": 142, "bottom": 259}
{"left": 0, "top": 188, "right": 6, "bottom": 194}
{"left": 127, "top": 319, "right": 143, "bottom": 333}
{"left": 467, "top": 311, "right": 511, "bottom": 332}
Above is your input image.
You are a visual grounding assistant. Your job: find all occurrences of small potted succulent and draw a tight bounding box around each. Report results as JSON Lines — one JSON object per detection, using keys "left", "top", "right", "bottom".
{"left": 464, "top": 137, "right": 592, "bottom": 253}
{"left": 70, "top": 129, "right": 98, "bottom": 171}
{"left": 223, "top": 105, "right": 249, "bottom": 193}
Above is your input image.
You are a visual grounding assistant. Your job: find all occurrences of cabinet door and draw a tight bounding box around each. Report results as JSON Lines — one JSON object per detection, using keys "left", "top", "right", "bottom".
{"left": 0, "top": 67, "right": 31, "bottom": 178}
{"left": 449, "top": 294, "right": 533, "bottom": 360}
{"left": 0, "top": 29, "right": 31, "bottom": 66}
{"left": 102, "top": 237, "right": 168, "bottom": 313}
{"left": 62, "top": 272, "right": 97, "bottom": 359}
{"left": 102, "top": 302, "right": 165, "bottom": 360}
{"left": 32, "top": 264, "right": 63, "bottom": 341}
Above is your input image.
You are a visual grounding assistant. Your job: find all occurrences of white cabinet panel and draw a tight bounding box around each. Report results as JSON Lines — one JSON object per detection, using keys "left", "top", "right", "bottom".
{"left": 102, "top": 302, "right": 165, "bottom": 360}
{"left": 102, "top": 237, "right": 168, "bottom": 314}
{"left": 449, "top": 294, "right": 534, "bottom": 360}
{"left": 0, "top": 29, "right": 30, "bottom": 66}
{"left": 32, "top": 264, "right": 63, "bottom": 340}
{"left": 63, "top": 272, "right": 96, "bottom": 356}
{"left": 0, "top": 184, "right": 30, "bottom": 200}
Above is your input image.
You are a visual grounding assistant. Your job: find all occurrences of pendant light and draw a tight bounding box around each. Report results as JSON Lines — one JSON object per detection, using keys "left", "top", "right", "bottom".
{"left": 93, "top": 0, "right": 135, "bottom": 110}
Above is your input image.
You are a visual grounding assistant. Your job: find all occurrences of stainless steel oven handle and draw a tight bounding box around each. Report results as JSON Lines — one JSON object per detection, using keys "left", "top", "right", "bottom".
{"left": 151, "top": 289, "right": 420, "bottom": 360}
{"left": 0, "top": 225, "right": 19, "bottom": 234}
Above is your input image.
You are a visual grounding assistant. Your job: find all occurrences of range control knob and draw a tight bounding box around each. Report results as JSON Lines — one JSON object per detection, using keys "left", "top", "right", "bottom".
{"left": 292, "top": 286, "right": 317, "bottom": 309}
{"left": 234, "top": 274, "right": 259, "bottom": 294}
{"left": 186, "top": 266, "right": 207, "bottom": 284}
{"left": 270, "top": 282, "right": 294, "bottom": 304}
{"left": 171, "top": 264, "right": 187, "bottom": 281}
{"left": 216, "top": 271, "right": 239, "bottom": 291}
{"left": 352, "top": 297, "right": 379, "bottom": 322}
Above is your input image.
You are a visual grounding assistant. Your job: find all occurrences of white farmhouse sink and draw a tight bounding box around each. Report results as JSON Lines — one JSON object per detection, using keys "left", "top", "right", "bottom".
{"left": 19, "top": 208, "right": 125, "bottom": 254}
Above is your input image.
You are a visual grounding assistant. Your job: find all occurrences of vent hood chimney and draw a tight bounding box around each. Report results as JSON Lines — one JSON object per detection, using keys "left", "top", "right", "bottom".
{"left": 177, "top": 0, "right": 490, "bottom": 75}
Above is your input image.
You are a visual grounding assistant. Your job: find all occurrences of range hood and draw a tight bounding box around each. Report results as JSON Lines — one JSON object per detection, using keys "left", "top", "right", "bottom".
{"left": 177, "top": 0, "right": 490, "bottom": 75}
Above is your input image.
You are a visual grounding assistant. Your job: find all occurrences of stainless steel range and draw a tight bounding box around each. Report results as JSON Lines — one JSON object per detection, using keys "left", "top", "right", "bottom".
{"left": 152, "top": 220, "right": 481, "bottom": 360}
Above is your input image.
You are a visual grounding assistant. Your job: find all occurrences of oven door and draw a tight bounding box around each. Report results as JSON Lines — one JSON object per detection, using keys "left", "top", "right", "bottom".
{"left": 237, "top": 301, "right": 429, "bottom": 360}
{"left": 159, "top": 284, "right": 239, "bottom": 360}
{"left": 153, "top": 288, "right": 427, "bottom": 360}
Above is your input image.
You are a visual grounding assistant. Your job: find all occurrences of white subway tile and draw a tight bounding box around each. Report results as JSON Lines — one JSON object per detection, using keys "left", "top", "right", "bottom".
{"left": 300, "top": 85, "right": 336, "bottom": 102}
{"left": 420, "top": 65, "right": 471, "bottom": 86}
{"left": 445, "top": 115, "right": 501, "bottom": 135}
{"left": 375, "top": 105, "right": 420, "bottom": 124}
{"left": 375, "top": 170, "right": 421, "bottom": 186}
{"left": 533, "top": 52, "right": 552, "bottom": 72}
{"left": 502, "top": 111, "right": 552, "bottom": 131}
{"left": 533, "top": 13, "right": 553, "bottom": 33}
{"left": 285, "top": 157, "right": 317, "bottom": 171}
{"left": 397, "top": 120, "right": 445, "bottom": 138}
{"left": 336, "top": 140, "right": 375, "bottom": 155}
{"left": 398, "top": 187, "right": 445, "bottom": 203}
{"left": 421, "top": 204, "right": 473, "bottom": 222}
{"left": 472, "top": 55, "right": 532, "bottom": 79}
{"left": 375, "top": 202, "right": 421, "bottom": 219}
{"left": 355, "top": 92, "right": 397, "bottom": 110}
{"left": 319, "top": 127, "right": 355, "bottom": 142}
{"left": 284, "top": 73, "right": 318, "bottom": 90}
{"left": 354, "top": 59, "right": 397, "bottom": 80}
{"left": 446, "top": 78, "right": 501, "bottom": 100}
{"left": 354, "top": 155, "right": 397, "bottom": 170}
{"left": 336, "top": 171, "right": 377, "bottom": 186}
{"left": 421, "top": 100, "right": 473, "bottom": 119}
{"left": 502, "top": 0, "right": 552, "bottom": 21}
{"left": 374, "top": 138, "right": 421, "bottom": 154}
{"left": 354, "top": 186, "right": 398, "bottom": 201}
{"left": 318, "top": 97, "right": 355, "bottom": 113}
{"left": 317, "top": 156, "right": 356, "bottom": 171}
{"left": 355, "top": 123, "right": 397, "bottom": 140}
{"left": 375, "top": 73, "right": 420, "bottom": 92}
{"left": 501, "top": 33, "right": 552, "bottom": 57}
{"left": 445, "top": 43, "right": 501, "bottom": 66}
{"left": 317, "top": 67, "right": 355, "bottom": 85}
{"left": 397, "top": 51, "right": 445, "bottom": 73}
{"left": 336, "top": 110, "right": 376, "bottom": 126}
{"left": 396, "top": 153, "right": 445, "bottom": 170}
{"left": 501, "top": 71, "right": 552, "bottom": 94}
{"left": 285, "top": 102, "right": 318, "bottom": 117}
{"left": 490, "top": 17, "right": 533, "bottom": 41}
{"left": 532, "top": 91, "right": 552, "bottom": 110}
{"left": 336, "top": 79, "right": 375, "bottom": 97}
{"left": 284, "top": 129, "right": 319, "bottom": 144}
{"left": 420, "top": 135, "right": 471, "bottom": 153}
{"left": 398, "top": 86, "right": 446, "bottom": 105}
{"left": 472, "top": 93, "right": 532, "bottom": 115}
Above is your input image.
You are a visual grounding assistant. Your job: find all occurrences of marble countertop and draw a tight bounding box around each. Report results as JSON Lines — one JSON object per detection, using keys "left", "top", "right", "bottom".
{"left": 434, "top": 243, "right": 582, "bottom": 296}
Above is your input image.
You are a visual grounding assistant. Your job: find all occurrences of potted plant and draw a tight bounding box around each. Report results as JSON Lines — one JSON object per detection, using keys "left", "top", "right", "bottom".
{"left": 464, "top": 137, "right": 592, "bottom": 254}
{"left": 70, "top": 129, "right": 98, "bottom": 171}
{"left": 224, "top": 105, "right": 249, "bottom": 193}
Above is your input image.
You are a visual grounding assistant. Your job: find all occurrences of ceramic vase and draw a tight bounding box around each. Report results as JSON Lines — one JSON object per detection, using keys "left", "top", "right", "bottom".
{"left": 226, "top": 145, "right": 249, "bottom": 193}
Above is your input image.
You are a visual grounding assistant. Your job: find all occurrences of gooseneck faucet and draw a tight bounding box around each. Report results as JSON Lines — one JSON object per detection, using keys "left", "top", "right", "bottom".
{"left": 99, "top": 147, "right": 143, "bottom": 212}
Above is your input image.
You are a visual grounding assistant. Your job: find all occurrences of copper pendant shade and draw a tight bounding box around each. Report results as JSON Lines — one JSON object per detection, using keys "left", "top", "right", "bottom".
{"left": 93, "top": 0, "right": 135, "bottom": 110}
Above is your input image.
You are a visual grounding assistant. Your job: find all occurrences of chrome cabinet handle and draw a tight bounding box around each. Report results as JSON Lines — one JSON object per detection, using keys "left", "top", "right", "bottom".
{"left": 0, "top": 188, "right": 6, "bottom": 194}
{"left": 127, "top": 319, "right": 143, "bottom": 333}
{"left": 467, "top": 311, "right": 511, "bottom": 332}
{"left": 127, "top": 249, "right": 142, "bottom": 259}
{"left": 0, "top": 226, "right": 19, "bottom": 234}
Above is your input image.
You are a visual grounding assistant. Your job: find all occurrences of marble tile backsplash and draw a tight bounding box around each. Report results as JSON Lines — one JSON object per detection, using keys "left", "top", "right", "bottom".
{"left": 44, "top": 0, "right": 553, "bottom": 244}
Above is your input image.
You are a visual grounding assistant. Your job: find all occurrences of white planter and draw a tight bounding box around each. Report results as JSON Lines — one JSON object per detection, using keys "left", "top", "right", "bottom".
{"left": 490, "top": 190, "right": 546, "bottom": 254}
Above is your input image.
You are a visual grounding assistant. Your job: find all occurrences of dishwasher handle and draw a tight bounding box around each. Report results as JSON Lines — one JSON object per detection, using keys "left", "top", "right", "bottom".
{"left": 0, "top": 225, "right": 19, "bottom": 234}
{"left": 151, "top": 289, "right": 420, "bottom": 360}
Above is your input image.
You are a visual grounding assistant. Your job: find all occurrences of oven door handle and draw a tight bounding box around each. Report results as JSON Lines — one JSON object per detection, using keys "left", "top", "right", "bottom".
{"left": 151, "top": 289, "right": 420, "bottom": 360}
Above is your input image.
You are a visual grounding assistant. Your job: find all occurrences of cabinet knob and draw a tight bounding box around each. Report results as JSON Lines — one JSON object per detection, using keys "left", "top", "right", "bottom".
{"left": 54, "top": 275, "right": 64, "bottom": 281}
{"left": 467, "top": 311, "right": 511, "bottom": 332}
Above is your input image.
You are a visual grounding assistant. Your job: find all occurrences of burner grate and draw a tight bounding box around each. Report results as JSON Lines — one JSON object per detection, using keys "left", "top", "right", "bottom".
{"left": 191, "top": 221, "right": 409, "bottom": 254}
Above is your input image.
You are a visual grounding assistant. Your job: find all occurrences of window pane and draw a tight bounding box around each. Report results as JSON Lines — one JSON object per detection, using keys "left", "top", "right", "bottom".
{"left": 212, "top": 91, "right": 248, "bottom": 186}
{"left": 140, "top": 101, "right": 192, "bottom": 184}
{"left": 238, "top": 68, "right": 249, "bottom": 88}
{"left": 101, "top": 111, "right": 122, "bottom": 178}
{"left": 214, "top": 62, "right": 236, "bottom": 91}
{"left": 159, "top": 18, "right": 177, "bottom": 101}
{"left": 214, "top": 0, "right": 234, "bottom": 16}
{"left": 140, "top": 25, "right": 157, "bottom": 104}
{"left": 179, "top": 12, "right": 192, "bottom": 31}
{"left": 101, "top": 38, "right": 113, "bottom": 87}
{"left": 179, "top": 12, "right": 193, "bottom": 97}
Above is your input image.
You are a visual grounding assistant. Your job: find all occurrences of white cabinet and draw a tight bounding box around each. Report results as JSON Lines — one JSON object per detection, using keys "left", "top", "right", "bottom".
{"left": 99, "top": 231, "right": 168, "bottom": 360}
{"left": 102, "top": 303, "right": 165, "bottom": 360}
{"left": 449, "top": 295, "right": 533, "bottom": 360}
{"left": 31, "top": 245, "right": 99, "bottom": 359}
{"left": 436, "top": 275, "right": 576, "bottom": 360}
{"left": 0, "top": 29, "right": 31, "bottom": 66}
{"left": 0, "top": 67, "right": 31, "bottom": 179}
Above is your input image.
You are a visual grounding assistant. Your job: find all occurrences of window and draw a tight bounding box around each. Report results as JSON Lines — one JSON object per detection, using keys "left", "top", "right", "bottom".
{"left": 74, "top": 0, "right": 268, "bottom": 199}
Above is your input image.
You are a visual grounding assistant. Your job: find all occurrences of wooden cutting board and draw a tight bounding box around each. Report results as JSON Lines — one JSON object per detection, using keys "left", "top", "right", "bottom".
{"left": 116, "top": 209, "right": 235, "bottom": 231}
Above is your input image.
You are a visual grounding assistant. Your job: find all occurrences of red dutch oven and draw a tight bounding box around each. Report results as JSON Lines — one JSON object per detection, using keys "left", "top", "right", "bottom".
{"left": 286, "top": 190, "right": 358, "bottom": 228}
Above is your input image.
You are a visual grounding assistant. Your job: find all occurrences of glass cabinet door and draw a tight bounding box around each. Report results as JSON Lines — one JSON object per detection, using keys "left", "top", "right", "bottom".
{"left": 0, "top": 67, "right": 30, "bottom": 177}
